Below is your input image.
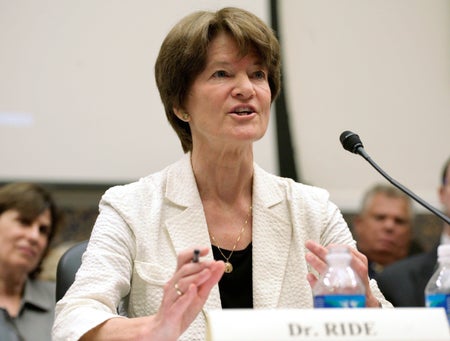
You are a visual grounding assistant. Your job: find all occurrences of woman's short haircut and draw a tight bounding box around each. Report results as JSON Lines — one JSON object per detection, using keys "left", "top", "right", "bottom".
{"left": 154, "top": 7, "right": 281, "bottom": 152}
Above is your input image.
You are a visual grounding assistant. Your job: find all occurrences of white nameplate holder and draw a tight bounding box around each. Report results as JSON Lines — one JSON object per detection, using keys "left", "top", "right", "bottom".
{"left": 206, "top": 308, "right": 450, "bottom": 341}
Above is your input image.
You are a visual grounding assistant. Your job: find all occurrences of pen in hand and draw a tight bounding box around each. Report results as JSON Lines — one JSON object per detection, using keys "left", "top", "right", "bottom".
{"left": 192, "top": 249, "right": 200, "bottom": 263}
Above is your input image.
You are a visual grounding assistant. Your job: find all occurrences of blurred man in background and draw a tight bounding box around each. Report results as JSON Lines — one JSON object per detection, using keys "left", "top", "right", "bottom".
{"left": 352, "top": 183, "right": 422, "bottom": 278}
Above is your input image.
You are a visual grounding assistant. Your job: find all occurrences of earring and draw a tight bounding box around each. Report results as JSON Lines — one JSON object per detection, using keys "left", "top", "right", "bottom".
{"left": 182, "top": 112, "right": 190, "bottom": 121}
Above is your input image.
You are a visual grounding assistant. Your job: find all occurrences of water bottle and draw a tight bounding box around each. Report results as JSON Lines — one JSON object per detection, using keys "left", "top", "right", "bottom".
{"left": 313, "top": 245, "right": 366, "bottom": 308}
{"left": 425, "top": 244, "right": 450, "bottom": 323}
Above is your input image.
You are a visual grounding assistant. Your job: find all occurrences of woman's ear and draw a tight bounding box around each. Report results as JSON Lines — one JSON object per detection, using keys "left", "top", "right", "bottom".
{"left": 174, "top": 108, "right": 190, "bottom": 122}
{"left": 173, "top": 107, "right": 182, "bottom": 120}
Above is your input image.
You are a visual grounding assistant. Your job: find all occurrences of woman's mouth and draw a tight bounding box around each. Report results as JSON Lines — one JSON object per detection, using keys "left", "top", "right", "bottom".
{"left": 230, "top": 105, "right": 256, "bottom": 116}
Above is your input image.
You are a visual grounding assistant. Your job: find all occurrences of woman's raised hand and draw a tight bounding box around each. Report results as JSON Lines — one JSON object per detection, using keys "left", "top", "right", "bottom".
{"left": 151, "top": 247, "right": 225, "bottom": 340}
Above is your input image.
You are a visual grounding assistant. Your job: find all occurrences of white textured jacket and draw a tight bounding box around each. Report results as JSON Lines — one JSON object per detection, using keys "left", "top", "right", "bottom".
{"left": 53, "top": 154, "right": 391, "bottom": 341}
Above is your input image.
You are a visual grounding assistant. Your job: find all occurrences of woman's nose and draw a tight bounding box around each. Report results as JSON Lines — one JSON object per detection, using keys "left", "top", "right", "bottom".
{"left": 26, "top": 224, "right": 41, "bottom": 241}
{"left": 232, "top": 74, "right": 256, "bottom": 99}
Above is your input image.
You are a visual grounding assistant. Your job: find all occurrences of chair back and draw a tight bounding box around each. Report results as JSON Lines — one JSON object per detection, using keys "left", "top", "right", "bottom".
{"left": 55, "top": 240, "right": 88, "bottom": 302}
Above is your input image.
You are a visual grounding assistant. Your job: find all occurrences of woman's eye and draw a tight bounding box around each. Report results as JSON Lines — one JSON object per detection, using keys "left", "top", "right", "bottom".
{"left": 212, "top": 70, "right": 228, "bottom": 78}
{"left": 253, "top": 70, "right": 267, "bottom": 80}
{"left": 39, "top": 225, "right": 51, "bottom": 236}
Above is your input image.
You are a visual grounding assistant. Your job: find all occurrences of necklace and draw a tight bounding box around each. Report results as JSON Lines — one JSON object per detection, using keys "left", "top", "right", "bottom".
{"left": 210, "top": 206, "right": 252, "bottom": 273}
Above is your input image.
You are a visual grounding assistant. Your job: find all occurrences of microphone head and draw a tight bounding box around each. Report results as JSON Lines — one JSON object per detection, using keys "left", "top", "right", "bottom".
{"left": 340, "top": 130, "right": 364, "bottom": 154}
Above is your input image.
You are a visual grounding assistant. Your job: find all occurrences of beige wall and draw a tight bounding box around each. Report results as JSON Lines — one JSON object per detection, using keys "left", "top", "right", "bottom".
{"left": 0, "top": 0, "right": 275, "bottom": 183}
{"left": 280, "top": 0, "right": 450, "bottom": 211}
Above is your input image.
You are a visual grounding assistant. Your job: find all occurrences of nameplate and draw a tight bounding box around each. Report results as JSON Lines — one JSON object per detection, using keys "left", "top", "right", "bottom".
{"left": 206, "top": 308, "right": 450, "bottom": 341}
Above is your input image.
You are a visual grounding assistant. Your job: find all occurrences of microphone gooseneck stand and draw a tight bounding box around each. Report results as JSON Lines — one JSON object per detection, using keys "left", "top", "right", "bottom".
{"left": 340, "top": 130, "right": 450, "bottom": 225}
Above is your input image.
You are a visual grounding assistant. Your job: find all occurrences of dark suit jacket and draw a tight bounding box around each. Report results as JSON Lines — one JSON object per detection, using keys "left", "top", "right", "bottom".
{"left": 375, "top": 245, "right": 438, "bottom": 307}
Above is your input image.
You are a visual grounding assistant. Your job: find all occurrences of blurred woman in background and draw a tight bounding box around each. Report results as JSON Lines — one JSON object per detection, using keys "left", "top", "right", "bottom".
{"left": 0, "top": 182, "right": 62, "bottom": 341}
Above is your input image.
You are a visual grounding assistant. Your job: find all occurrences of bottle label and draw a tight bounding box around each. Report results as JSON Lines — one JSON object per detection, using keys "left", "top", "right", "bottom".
{"left": 425, "top": 293, "right": 450, "bottom": 323}
{"left": 314, "top": 294, "right": 366, "bottom": 308}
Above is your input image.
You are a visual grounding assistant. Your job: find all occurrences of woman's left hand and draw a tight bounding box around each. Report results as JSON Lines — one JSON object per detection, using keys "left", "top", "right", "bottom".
{"left": 305, "top": 240, "right": 381, "bottom": 307}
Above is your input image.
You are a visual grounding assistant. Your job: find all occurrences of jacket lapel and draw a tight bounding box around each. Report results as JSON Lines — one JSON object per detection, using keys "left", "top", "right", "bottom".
{"left": 163, "top": 154, "right": 222, "bottom": 309}
{"left": 252, "top": 165, "right": 292, "bottom": 308}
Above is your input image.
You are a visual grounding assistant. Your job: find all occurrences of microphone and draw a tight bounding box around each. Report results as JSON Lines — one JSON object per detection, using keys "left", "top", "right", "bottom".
{"left": 339, "top": 130, "right": 450, "bottom": 225}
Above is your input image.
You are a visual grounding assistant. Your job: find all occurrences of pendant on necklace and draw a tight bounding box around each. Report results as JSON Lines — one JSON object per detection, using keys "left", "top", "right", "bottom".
{"left": 224, "top": 261, "right": 233, "bottom": 273}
